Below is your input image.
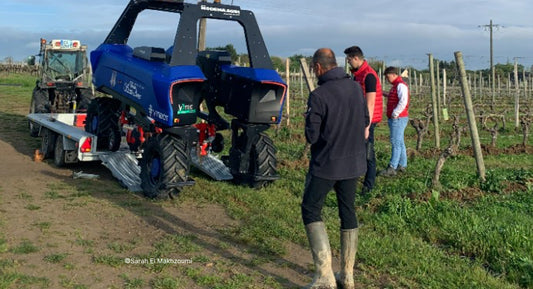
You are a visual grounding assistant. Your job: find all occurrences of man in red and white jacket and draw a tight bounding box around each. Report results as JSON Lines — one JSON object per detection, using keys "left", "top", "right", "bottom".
{"left": 379, "top": 66, "right": 409, "bottom": 177}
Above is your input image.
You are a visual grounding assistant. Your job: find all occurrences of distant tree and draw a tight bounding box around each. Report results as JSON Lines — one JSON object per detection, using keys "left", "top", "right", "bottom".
{"left": 438, "top": 60, "right": 459, "bottom": 81}
{"left": 270, "top": 56, "right": 284, "bottom": 72}
{"left": 367, "top": 58, "right": 384, "bottom": 73}
{"left": 288, "top": 54, "right": 312, "bottom": 72}
{"left": 238, "top": 54, "right": 249, "bottom": 66}
{"left": 206, "top": 44, "right": 238, "bottom": 63}
{"left": 476, "top": 63, "right": 526, "bottom": 82}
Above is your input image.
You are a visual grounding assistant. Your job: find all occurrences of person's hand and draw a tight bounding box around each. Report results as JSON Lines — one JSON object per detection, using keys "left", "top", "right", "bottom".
{"left": 365, "top": 126, "right": 370, "bottom": 140}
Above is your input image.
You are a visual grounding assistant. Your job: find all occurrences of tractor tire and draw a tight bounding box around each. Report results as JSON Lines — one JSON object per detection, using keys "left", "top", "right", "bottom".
{"left": 29, "top": 87, "right": 50, "bottom": 137}
{"left": 76, "top": 88, "right": 94, "bottom": 112}
{"left": 249, "top": 133, "right": 277, "bottom": 188}
{"left": 53, "top": 136, "right": 66, "bottom": 167}
{"left": 140, "top": 134, "right": 190, "bottom": 199}
{"left": 85, "top": 98, "right": 121, "bottom": 151}
{"left": 40, "top": 128, "right": 57, "bottom": 159}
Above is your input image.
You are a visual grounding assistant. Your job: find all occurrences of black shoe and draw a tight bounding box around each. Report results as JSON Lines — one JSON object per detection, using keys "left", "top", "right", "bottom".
{"left": 378, "top": 166, "right": 397, "bottom": 177}
{"left": 397, "top": 166, "right": 406, "bottom": 174}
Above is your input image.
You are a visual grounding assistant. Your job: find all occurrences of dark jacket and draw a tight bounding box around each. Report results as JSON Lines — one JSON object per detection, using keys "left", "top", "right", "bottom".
{"left": 305, "top": 67, "right": 369, "bottom": 180}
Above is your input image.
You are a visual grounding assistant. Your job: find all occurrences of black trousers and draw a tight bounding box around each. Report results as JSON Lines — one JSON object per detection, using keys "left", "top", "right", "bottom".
{"left": 363, "top": 122, "right": 377, "bottom": 190}
{"left": 301, "top": 174, "right": 358, "bottom": 230}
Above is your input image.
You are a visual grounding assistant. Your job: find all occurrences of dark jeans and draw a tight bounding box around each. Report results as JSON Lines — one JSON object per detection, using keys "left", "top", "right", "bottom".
{"left": 301, "top": 174, "right": 358, "bottom": 230}
{"left": 363, "top": 123, "right": 377, "bottom": 190}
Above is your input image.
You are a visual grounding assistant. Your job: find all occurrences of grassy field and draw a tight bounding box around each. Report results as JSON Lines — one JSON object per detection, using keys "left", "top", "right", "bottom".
{"left": 0, "top": 71, "right": 532, "bottom": 288}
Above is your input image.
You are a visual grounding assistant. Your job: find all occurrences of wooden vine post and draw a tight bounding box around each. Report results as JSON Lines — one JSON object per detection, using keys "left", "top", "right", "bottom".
{"left": 514, "top": 60, "right": 520, "bottom": 128}
{"left": 442, "top": 68, "right": 449, "bottom": 120}
{"left": 285, "top": 58, "right": 290, "bottom": 127}
{"left": 429, "top": 54, "right": 440, "bottom": 149}
{"left": 299, "top": 58, "right": 315, "bottom": 94}
{"left": 298, "top": 58, "right": 315, "bottom": 159}
{"left": 436, "top": 60, "right": 441, "bottom": 119}
{"left": 454, "top": 51, "right": 486, "bottom": 182}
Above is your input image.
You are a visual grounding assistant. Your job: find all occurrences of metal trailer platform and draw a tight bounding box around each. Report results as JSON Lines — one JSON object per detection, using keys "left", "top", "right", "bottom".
{"left": 27, "top": 113, "right": 233, "bottom": 193}
{"left": 28, "top": 113, "right": 101, "bottom": 162}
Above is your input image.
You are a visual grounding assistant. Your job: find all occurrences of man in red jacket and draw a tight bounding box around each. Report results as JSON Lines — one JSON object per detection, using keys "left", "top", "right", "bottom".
{"left": 379, "top": 66, "right": 409, "bottom": 177}
{"left": 344, "top": 46, "right": 383, "bottom": 194}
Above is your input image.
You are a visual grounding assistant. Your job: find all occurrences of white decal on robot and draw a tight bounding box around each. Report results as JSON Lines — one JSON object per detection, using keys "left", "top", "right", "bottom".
{"left": 148, "top": 105, "right": 169, "bottom": 122}
{"left": 124, "top": 80, "right": 142, "bottom": 99}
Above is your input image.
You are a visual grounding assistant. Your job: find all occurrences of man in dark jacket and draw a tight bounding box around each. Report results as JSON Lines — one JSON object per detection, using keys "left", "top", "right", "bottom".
{"left": 302, "top": 48, "right": 368, "bottom": 289}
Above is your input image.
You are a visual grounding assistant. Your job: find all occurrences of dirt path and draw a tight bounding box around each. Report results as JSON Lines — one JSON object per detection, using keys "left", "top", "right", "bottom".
{"left": 0, "top": 127, "right": 314, "bottom": 288}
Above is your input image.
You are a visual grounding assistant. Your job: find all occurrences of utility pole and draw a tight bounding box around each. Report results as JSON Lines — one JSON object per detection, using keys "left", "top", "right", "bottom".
{"left": 479, "top": 19, "right": 501, "bottom": 111}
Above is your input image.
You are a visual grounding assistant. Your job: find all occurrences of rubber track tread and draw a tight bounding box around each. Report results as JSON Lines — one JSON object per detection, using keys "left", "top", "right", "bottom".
{"left": 253, "top": 133, "right": 277, "bottom": 177}
{"left": 160, "top": 134, "right": 190, "bottom": 184}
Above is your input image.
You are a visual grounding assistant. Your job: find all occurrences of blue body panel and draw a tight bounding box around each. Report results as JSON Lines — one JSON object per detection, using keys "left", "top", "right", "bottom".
{"left": 221, "top": 65, "right": 285, "bottom": 84}
{"left": 91, "top": 44, "right": 206, "bottom": 127}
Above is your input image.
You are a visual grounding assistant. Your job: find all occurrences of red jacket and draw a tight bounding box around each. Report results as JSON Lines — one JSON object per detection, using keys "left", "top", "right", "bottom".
{"left": 352, "top": 61, "right": 383, "bottom": 123}
{"left": 386, "top": 76, "right": 409, "bottom": 119}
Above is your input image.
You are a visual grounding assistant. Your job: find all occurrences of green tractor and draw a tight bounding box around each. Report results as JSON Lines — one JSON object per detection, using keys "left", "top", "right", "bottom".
{"left": 29, "top": 38, "right": 94, "bottom": 136}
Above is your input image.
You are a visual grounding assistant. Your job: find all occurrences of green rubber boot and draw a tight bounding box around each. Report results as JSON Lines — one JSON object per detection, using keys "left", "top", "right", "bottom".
{"left": 335, "top": 228, "right": 358, "bottom": 289}
{"left": 304, "top": 222, "right": 337, "bottom": 289}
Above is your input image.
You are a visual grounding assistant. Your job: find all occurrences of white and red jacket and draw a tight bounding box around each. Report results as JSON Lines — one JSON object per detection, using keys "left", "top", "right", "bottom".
{"left": 386, "top": 76, "right": 409, "bottom": 119}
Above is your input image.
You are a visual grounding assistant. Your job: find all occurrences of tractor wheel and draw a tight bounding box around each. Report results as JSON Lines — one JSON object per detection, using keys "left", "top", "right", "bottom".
{"left": 249, "top": 133, "right": 277, "bottom": 188}
{"left": 40, "top": 128, "right": 57, "bottom": 159}
{"left": 53, "top": 136, "right": 65, "bottom": 167}
{"left": 140, "top": 134, "right": 190, "bottom": 199}
{"left": 85, "top": 98, "right": 121, "bottom": 151}
{"left": 29, "top": 87, "right": 50, "bottom": 137}
{"left": 76, "top": 88, "right": 94, "bottom": 112}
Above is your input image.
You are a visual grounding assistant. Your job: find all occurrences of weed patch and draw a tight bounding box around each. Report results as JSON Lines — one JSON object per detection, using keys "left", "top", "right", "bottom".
{"left": 11, "top": 240, "right": 39, "bottom": 254}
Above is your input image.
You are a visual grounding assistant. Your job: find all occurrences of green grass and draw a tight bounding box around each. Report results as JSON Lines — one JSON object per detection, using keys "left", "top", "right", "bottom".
{"left": 92, "top": 255, "right": 124, "bottom": 268}
{"left": 0, "top": 236, "right": 8, "bottom": 253}
{"left": 11, "top": 240, "right": 39, "bottom": 254}
{"left": 24, "top": 204, "right": 41, "bottom": 211}
{"left": 33, "top": 222, "right": 52, "bottom": 231}
{"left": 43, "top": 253, "right": 69, "bottom": 264}
{"left": 150, "top": 276, "right": 185, "bottom": 289}
{"left": 0, "top": 272, "right": 50, "bottom": 289}
{"left": 120, "top": 274, "right": 145, "bottom": 289}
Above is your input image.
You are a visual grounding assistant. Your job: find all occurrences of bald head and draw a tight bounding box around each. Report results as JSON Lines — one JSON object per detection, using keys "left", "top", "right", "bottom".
{"left": 312, "top": 48, "right": 337, "bottom": 72}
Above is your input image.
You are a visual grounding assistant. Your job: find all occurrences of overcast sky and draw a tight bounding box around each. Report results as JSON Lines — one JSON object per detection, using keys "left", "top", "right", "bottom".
{"left": 1, "top": 0, "right": 532, "bottom": 70}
